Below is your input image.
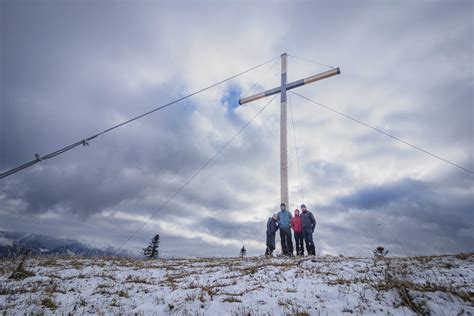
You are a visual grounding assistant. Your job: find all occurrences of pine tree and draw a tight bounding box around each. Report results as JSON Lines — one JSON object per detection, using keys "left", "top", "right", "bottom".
{"left": 143, "top": 234, "right": 160, "bottom": 259}
{"left": 373, "top": 246, "right": 389, "bottom": 258}
{"left": 239, "top": 245, "right": 247, "bottom": 258}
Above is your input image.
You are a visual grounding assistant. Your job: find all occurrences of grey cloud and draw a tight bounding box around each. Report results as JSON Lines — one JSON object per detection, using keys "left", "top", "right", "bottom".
{"left": 1, "top": 0, "right": 472, "bottom": 257}
{"left": 336, "top": 178, "right": 427, "bottom": 210}
{"left": 196, "top": 217, "right": 263, "bottom": 240}
{"left": 306, "top": 160, "right": 352, "bottom": 186}
{"left": 317, "top": 172, "right": 473, "bottom": 255}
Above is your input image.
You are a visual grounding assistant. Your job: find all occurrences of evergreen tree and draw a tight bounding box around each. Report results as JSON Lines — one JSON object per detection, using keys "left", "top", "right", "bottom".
{"left": 239, "top": 245, "right": 247, "bottom": 258}
{"left": 373, "top": 246, "right": 389, "bottom": 258}
{"left": 143, "top": 234, "right": 160, "bottom": 259}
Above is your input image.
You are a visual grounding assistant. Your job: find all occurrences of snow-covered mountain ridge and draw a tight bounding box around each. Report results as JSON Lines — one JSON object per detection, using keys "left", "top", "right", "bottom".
{"left": 0, "top": 231, "right": 136, "bottom": 258}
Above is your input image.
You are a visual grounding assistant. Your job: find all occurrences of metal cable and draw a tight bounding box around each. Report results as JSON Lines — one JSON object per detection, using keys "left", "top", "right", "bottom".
{"left": 291, "top": 91, "right": 473, "bottom": 175}
{"left": 289, "top": 92, "right": 305, "bottom": 203}
{"left": 241, "top": 59, "right": 280, "bottom": 99}
{"left": 376, "top": 222, "right": 447, "bottom": 315}
{"left": 0, "top": 56, "right": 279, "bottom": 180}
{"left": 287, "top": 54, "right": 336, "bottom": 69}
{"left": 116, "top": 95, "right": 278, "bottom": 252}
{"left": 0, "top": 58, "right": 280, "bottom": 246}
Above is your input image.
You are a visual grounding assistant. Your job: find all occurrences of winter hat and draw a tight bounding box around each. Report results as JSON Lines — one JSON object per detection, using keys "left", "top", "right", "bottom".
{"left": 280, "top": 203, "right": 286, "bottom": 207}
{"left": 272, "top": 213, "right": 278, "bottom": 219}
{"left": 301, "top": 204, "right": 306, "bottom": 209}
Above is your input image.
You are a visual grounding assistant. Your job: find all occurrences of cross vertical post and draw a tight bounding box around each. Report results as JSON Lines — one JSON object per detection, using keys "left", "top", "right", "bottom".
{"left": 280, "top": 53, "right": 289, "bottom": 208}
{"left": 238, "top": 53, "right": 340, "bottom": 209}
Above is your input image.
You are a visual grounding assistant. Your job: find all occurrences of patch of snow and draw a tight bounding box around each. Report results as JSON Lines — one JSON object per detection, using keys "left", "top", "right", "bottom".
{"left": 0, "top": 254, "right": 472, "bottom": 315}
{"left": 0, "top": 237, "right": 13, "bottom": 246}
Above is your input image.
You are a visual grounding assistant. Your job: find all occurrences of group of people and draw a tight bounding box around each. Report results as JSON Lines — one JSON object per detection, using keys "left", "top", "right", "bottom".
{"left": 265, "top": 203, "right": 316, "bottom": 257}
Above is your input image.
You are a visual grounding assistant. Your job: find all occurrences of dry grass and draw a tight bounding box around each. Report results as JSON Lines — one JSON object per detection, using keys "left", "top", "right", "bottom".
{"left": 1, "top": 254, "right": 472, "bottom": 314}
{"left": 9, "top": 268, "right": 35, "bottom": 280}
{"left": 125, "top": 274, "right": 153, "bottom": 284}
{"left": 203, "top": 285, "right": 220, "bottom": 296}
{"left": 239, "top": 264, "right": 265, "bottom": 275}
{"left": 94, "top": 272, "right": 117, "bottom": 280}
{"left": 109, "top": 298, "right": 120, "bottom": 307}
{"left": 40, "top": 297, "right": 58, "bottom": 310}
{"left": 278, "top": 297, "right": 293, "bottom": 307}
{"left": 39, "top": 257, "right": 60, "bottom": 267}
{"left": 68, "top": 259, "right": 83, "bottom": 270}
{"left": 294, "top": 312, "right": 310, "bottom": 316}
{"left": 45, "top": 280, "right": 67, "bottom": 295}
{"left": 328, "top": 277, "right": 353, "bottom": 286}
{"left": 0, "top": 285, "right": 12, "bottom": 295}
{"left": 96, "top": 283, "right": 112, "bottom": 289}
{"left": 117, "top": 290, "right": 129, "bottom": 298}
{"left": 184, "top": 292, "right": 199, "bottom": 301}
{"left": 222, "top": 296, "right": 242, "bottom": 303}
{"left": 455, "top": 253, "right": 472, "bottom": 260}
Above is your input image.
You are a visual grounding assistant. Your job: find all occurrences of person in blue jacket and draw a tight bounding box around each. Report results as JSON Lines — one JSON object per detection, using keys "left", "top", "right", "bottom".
{"left": 277, "top": 203, "right": 294, "bottom": 256}
{"left": 265, "top": 213, "right": 279, "bottom": 257}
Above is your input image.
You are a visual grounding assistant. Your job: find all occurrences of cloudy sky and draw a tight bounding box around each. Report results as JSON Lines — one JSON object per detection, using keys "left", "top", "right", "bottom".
{"left": 1, "top": 0, "right": 473, "bottom": 257}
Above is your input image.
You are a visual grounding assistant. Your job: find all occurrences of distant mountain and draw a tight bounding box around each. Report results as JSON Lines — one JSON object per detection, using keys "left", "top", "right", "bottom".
{"left": 0, "top": 231, "right": 137, "bottom": 258}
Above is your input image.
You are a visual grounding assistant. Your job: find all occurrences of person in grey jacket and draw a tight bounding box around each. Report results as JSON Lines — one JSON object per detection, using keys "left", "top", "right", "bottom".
{"left": 265, "top": 214, "right": 279, "bottom": 257}
{"left": 300, "top": 204, "right": 316, "bottom": 255}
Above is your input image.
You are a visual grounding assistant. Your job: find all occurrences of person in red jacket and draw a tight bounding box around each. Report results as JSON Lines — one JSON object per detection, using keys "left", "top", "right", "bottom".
{"left": 291, "top": 209, "right": 304, "bottom": 256}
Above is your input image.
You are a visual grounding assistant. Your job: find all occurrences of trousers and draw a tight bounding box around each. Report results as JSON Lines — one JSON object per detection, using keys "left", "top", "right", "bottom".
{"left": 294, "top": 232, "right": 304, "bottom": 255}
{"left": 303, "top": 228, "right": 315, "bottom": 255}
{"left": 279, "top": 227, "right": 293, "bottom": 255}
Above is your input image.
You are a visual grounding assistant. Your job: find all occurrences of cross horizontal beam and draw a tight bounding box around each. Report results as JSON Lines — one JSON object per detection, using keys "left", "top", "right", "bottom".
{"left": 239, "top": 67, "right": 340, "bottom": 105}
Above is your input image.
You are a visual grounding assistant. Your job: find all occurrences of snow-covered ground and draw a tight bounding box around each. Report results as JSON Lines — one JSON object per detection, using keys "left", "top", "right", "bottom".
{"left": 1, "top": 254, "right": 472, "bottom": 315}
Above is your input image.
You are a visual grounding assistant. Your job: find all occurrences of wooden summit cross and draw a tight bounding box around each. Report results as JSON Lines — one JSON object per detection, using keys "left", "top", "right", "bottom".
{"left": 238, "top": 53, "right": 340, "bottom": 208}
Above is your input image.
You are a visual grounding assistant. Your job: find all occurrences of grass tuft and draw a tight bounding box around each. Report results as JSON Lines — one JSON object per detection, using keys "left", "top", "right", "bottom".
{"left": 117, "top": 290, "right": 129, "bottom": 298}
{"left": 40, "top": 297, "right": 58, "bottom": 310}
{"left": 222, "top": 296, "right": 242, "bottom": 303}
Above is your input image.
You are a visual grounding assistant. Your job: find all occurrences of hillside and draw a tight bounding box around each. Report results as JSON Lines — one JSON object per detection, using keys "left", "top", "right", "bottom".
{"left": 0, "top": 254, "right": 472, "bottom": 315}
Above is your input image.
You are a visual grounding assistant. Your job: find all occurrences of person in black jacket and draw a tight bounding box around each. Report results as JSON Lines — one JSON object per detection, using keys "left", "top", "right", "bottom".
{"left": 265, "top": 214, "right": 279, "bottom": 257}
{"left": 300, "top": 204, "right": 316, "bottom": 255}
